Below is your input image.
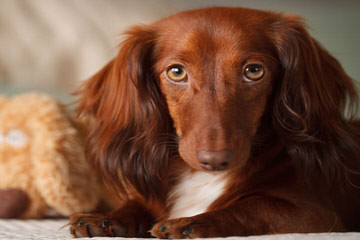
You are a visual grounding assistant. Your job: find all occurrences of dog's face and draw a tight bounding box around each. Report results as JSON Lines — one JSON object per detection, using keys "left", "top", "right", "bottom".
{"left": 153, "top": 9, "right": 280, "bottom": 171}
{"left": 79, "top": 7, "right": 355, "bottom": 196}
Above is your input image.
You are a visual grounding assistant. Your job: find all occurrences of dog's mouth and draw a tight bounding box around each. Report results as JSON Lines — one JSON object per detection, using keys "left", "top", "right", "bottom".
{"left": 176, "top": 129, "right": 250, "bottom": 172}
{"left": 177, "top": 134, "right": 253, "bottom": 173}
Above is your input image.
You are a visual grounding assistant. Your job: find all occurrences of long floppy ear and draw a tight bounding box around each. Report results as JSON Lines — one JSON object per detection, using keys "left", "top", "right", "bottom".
{"left": 77, "top": 26, "right": 174, "bottom": 200}
{"left": 270, "top": 15, "right": 359, "bottom": 180}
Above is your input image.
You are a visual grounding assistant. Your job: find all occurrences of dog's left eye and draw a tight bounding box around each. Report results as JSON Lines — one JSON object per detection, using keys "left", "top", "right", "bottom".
{"left": 166, "top": 65, "right": 188, "bottom": 83}
{"left": 243, "top": 64, "right": 265, "bottom": 82}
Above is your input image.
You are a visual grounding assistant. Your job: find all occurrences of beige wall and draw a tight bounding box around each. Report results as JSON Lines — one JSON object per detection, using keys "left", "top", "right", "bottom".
{"left": 1, "top": 0, "right": 359, "bottom": 102}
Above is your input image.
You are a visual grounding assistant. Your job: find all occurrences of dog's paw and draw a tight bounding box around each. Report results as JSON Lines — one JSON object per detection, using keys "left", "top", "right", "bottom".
{"left": 69, "top": 213, "right": 126, "bottom": 238}
{"left": 151, "top": 217, "right": 213, "bottom": 239}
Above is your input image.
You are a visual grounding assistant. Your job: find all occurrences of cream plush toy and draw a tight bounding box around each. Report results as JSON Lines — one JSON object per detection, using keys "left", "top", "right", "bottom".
{"left": 0, "top": 93, "right": 100, "bottom": 218}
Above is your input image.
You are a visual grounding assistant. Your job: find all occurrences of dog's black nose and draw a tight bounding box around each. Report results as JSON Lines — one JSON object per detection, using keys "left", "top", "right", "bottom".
{"left": 197, "top": 150, "right": 234, "bottom": 171}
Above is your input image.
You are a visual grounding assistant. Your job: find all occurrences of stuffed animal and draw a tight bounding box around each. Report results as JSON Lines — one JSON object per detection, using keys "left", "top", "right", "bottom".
{"left": 0, "top": 93, "right": 101, "bottom": 218}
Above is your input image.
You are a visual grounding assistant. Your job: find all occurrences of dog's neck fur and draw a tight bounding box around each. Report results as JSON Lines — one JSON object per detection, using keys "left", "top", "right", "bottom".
{"left": 167, "top": 169, "right": 229, "bottom": 219}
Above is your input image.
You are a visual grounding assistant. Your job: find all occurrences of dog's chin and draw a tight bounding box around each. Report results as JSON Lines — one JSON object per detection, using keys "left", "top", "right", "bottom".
{"left": 179, "top": 156, "right": 232, "bottom": 173}
{"left": 180, "top": 157, "right": 203, "bottom": 171}
{"left": 187, "top": 164, "right": 230, "bottom": 173}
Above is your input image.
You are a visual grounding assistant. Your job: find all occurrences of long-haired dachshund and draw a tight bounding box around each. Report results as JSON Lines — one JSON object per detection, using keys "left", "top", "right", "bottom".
{"left": 69, "top": 7, "right": 360, "bottom": 238}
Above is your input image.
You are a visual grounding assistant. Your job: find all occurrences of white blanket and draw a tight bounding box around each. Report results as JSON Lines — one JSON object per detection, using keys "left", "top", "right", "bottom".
{"left": 0, "top": 219, "right": 359, "bottom": 240}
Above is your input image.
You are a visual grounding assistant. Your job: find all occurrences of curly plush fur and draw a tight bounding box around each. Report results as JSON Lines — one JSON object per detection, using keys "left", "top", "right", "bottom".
{"left": 0, "top": 93, "right": 100, "bottom": 218}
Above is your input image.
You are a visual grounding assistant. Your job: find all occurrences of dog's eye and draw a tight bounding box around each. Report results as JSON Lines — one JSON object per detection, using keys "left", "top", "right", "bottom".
{"left": 166, "top": 65, "right": 188, "bottom": 83}
{"left": 243, "top": 64, "right": 264, "bottom": 82}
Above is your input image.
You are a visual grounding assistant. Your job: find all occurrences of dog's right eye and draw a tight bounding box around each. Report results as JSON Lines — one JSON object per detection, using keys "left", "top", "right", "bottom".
{"left": 243, "top": 63, "right": 265, "bottom": 82}
{"left": 166, "top": 65, "right": 188, "bottom": 83}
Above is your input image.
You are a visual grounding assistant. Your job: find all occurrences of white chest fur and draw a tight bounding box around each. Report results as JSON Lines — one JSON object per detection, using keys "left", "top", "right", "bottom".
{"left": 168, "top": 170, "right": 229, "bottom": 219}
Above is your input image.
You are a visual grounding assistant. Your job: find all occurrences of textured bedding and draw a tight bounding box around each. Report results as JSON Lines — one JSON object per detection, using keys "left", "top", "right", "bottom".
{"left": 0, "top": 219, "right": 359, "bottom": 240}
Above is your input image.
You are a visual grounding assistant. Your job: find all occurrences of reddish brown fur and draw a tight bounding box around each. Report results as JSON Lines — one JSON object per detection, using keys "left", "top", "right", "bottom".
{"left": 70, "top": 7, "right": 360, "bottom": 238}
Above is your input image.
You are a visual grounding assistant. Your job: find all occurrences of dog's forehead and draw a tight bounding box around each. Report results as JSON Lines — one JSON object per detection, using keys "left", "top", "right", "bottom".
{"left": 154, "top": 8, "right": 277, "bottom": 61}
{"left": 157, "top": 7, "right": 276, "bottom": 27}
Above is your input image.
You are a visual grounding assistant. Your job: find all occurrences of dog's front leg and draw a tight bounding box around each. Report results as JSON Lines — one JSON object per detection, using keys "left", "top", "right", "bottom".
{"left": 151, "top": 195, "right": 343, "bottom": 238}
{"left": 69, "top": 200, "right": 155, "bottom": 238}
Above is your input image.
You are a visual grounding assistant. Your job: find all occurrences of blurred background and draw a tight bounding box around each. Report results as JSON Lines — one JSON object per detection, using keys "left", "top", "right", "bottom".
{"left": 1, "top": 0, "right": 359, "bottom": 103}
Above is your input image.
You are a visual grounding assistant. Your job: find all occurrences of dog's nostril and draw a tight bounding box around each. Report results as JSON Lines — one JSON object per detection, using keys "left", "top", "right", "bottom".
{"left": 220, "top": 161, "right": 229, "bottom": 167}
{"left": 197, "top": 149, "right": 234, "bottom": 171}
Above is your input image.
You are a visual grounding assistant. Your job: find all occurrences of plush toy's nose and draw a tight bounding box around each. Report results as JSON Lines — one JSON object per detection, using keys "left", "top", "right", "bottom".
{"left": 0, "top": 189, "right": 30, "bottom": 218}
{"left": 197, "top": 149, "right": 234, "bottom": 171}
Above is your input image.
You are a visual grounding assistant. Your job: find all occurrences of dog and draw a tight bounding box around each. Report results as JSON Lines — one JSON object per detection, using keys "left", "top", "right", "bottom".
{"left": 69, "top": 7, "right": 360, "bottom": 238}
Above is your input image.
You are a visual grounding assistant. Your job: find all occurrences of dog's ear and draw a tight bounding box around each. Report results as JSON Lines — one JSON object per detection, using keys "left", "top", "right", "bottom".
{"left": 77, "top": 26, "right": 173, "bottom": 199}
{"left": 270, "top": 15, "right": 359, "bottom": 179}
{"left": 78, "top": 26, "right": 161, "bottom": 135}
{"left": 270, "top": 15, "right": 357, "bottom": 139}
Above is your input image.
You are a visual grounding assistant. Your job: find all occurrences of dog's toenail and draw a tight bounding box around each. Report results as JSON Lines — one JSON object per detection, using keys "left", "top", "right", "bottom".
{"left": 159, "top": 225, "right": 167, "bottom": 231}
{"left": 102, "top": 219, "right": 110, "bottom": 228}
{"left": 77, "top": 220, "right": 85, "bottom": 227}
{"left": 182, "top": 227, "right": 192, "bottom": 236}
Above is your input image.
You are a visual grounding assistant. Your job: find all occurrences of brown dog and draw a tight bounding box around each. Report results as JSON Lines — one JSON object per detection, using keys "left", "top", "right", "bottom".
{"left": 69, "top": 7, "right": 360, "bottom": 238}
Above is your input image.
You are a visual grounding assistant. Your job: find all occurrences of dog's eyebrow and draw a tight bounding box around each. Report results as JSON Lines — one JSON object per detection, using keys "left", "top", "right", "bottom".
{"left": 157, "top": 51, "right": 197, "bottom": 67}
{"left": 239, "top": 52, "right": 280, "bottom": 65}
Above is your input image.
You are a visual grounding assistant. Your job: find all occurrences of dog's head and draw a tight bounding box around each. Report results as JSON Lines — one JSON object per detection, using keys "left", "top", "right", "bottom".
{"left": 78, "top": 7, "right": 357, "bottom": 196}
{"left": 153, "top": 8, "right": 283, "bottom": 171}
